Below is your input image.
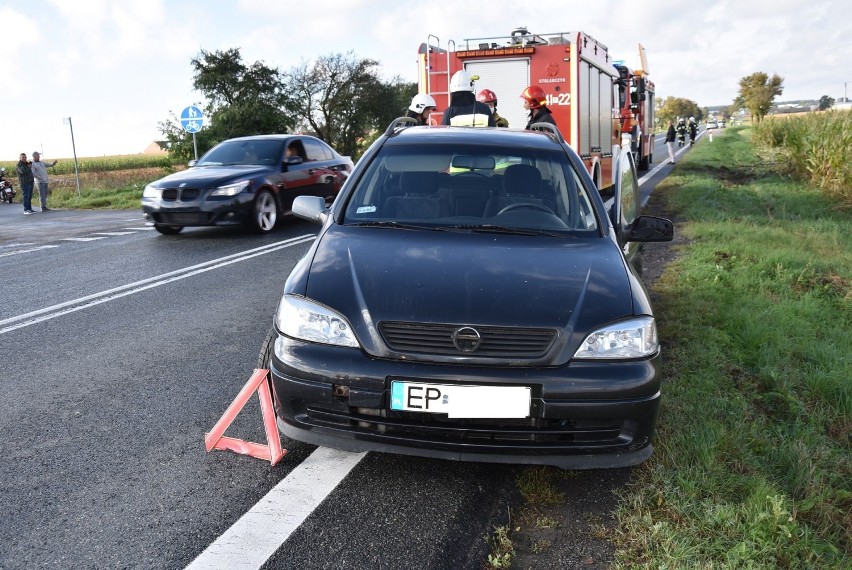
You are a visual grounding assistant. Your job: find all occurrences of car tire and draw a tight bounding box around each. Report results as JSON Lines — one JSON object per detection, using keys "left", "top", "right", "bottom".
{"left": 257, "top": 326, "right": 276, "bottom": 369}
{"left": 154, "top": 224, "right": 184, "bottom": 235}
{"left": 251, "top": 189, "right": 278, "bottom": 233}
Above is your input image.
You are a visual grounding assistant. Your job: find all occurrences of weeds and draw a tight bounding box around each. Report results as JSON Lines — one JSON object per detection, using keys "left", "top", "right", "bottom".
{"left": 613, "top": 127, "right": 851, "bottom": 569}
{"left": 752, "top": 110, "right": 852, "bottom": 209}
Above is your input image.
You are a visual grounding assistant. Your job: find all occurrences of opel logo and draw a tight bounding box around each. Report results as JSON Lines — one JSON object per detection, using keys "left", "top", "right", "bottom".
{"left": 452, "top": 327, "right": 482, "bottom": 353}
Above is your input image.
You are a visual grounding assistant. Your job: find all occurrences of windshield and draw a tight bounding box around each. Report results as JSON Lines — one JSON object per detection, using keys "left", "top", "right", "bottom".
{"left": 197, "top": 139, "right": 284, "bottom": 166}
{"left": 342, "top": 143, "right": 599, "bottom": 234}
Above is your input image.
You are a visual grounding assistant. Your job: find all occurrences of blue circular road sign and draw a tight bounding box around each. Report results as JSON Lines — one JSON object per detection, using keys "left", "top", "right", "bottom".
{"left": 180, "top": 105, "right": 204, "bottom": 133}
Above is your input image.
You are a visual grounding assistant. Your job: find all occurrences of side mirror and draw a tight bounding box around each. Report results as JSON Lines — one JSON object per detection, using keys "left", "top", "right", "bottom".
{"left": 292, "top": 195, "right": 327, "bottom": 224}
{"left": 188, "top": 160, "right": 197, "bottom": 167}
{"left": 625, "top": 215, "right": 674, "bottom": 242}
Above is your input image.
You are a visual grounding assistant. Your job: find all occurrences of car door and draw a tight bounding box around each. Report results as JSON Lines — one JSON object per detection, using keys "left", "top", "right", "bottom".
{"left": 279, "top": 138, "right": 324, "bottom": 213}
{"left": 610, "top": 150, "right": 645, "bottom": 275}
{"left": 302, "top": 138, "right": 346, "bottom": 198}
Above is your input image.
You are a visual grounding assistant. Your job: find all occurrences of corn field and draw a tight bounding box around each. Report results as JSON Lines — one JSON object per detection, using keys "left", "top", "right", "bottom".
{"left": 752, "top": 110, "right": 852, "bottom": 210}
{"left": 0, "top": 154, "right": 184, "bottom": 210}
{"left": 0, "top": 154, "right": 177, "bottom": 175}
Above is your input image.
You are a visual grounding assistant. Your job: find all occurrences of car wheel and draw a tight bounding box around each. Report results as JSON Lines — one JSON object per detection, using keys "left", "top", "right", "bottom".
{"left": 154, "top": 224, "right": 184, "bottom": 235}
{"left": 257, "top": 326, "right": 276, "bottom": 369}
{"left": 251, "top": 190, "right": 278, "bottom": 233}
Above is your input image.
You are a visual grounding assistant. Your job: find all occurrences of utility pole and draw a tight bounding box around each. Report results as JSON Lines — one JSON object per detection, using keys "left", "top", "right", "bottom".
{"left": 63, "top": 117, "right": 81, "bottom": 195}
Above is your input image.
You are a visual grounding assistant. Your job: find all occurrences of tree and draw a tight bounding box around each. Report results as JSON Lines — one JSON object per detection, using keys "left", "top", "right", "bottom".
{"left": 657, "top": 96, "right": 702, "bottom": 128}
{"left": 158, "top": 48, "right": 295, "bottom": 161}
{"left": 818, "top": 95, "right": 835, "bottom": 111}
{"left": 736, "top": 72, "right": 783, "bottom": 123}
{"left": 283, "top": 52, "right": 416, "bottom": 158}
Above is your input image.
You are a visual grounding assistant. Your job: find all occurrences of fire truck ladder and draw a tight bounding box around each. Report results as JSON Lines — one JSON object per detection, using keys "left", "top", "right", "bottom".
{"left": 425, "top": 34, "right": 455, "bottom": 100}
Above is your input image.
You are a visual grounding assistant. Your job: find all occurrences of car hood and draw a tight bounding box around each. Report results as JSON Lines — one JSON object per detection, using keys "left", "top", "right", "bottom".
{"left": 300, "top": 226, "right": 634, "bottom": 356}
{"left": 152, "top": 165, "right": 271, "bottom": 188}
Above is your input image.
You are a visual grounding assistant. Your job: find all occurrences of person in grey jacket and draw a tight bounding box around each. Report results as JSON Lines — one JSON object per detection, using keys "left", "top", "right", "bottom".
{"left": 31, "top": 151, "right": 58, "bottom": 211}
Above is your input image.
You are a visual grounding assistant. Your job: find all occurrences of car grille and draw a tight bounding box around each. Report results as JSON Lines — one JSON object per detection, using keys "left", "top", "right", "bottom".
{"left": 379, "top": 321, "right": 557, "bottom": 358}
{"left": 305, "top": 405, "right": 632, "bottom": 449}
{"left": 154, "top": 212, "right": 212, "bottom": 225}
{"left": 162, "top": 188, "right": 201, "bottom": 201}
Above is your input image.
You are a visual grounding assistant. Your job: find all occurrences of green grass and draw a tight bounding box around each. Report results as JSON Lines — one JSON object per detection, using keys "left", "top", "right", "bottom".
{"left": 614, "top": 127, "right": 851, "bottom": 569}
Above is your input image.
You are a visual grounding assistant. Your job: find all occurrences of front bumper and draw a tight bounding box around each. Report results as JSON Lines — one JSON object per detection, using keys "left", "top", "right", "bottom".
{"left": 142, "top": 193, "right": 255, "bottom": 227}
{"left": 269, "top": 334, "right": 661, "bottom": 470}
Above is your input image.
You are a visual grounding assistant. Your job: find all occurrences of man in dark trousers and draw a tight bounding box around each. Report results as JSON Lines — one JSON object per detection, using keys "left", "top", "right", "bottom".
{"left": 16, "top": 152, "right": 35, "bottom": 214}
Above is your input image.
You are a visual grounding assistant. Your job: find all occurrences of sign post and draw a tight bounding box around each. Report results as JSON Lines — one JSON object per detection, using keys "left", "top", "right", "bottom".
{"left": 62, "top": 117, "right": 81, "bottom": 195}
{"left": 180, "top": 106, "right": 204, "bottom": 161}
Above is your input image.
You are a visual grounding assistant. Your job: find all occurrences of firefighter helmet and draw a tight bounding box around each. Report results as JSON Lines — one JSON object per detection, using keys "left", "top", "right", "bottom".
{"left": 476, "top": 89, "right": 498, "bottom": 104}
{"left": 520, "top": 85, "right": 547, "bottom": 109}
{"left": 409, "top": 93, "right": 437, "bottom": 114}
{"left": 449, "top": 70, "right": 479, "bottom": 93}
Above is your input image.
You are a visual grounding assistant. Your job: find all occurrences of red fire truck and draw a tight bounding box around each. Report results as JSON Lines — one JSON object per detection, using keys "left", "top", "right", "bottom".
{"left": 417, "top": 28, "right": 653, "bottom": 190}
{"left": 614, "top": 44, "right": 655, "bottom": 171}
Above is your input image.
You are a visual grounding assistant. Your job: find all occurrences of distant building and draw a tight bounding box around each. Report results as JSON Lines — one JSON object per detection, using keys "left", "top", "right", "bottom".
{"left": 143, "top": 141, "right": 169, "bottom": 155}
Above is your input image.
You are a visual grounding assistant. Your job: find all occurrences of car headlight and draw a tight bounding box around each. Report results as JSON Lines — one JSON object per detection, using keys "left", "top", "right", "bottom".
{"left": 573, "top": 316, "right": 658, "bottom": 359}
{"left": 275, "top": 295, "right": 359, "bottom": 348}
{"left": 142, "top": 184, "right": 160, "bottom": 198}
{"left": 210, "top": 180, "right": 250, "bottom": 197}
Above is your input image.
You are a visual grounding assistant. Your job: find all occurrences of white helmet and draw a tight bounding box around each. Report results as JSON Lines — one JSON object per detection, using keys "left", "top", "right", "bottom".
{"left": 409, "top": 93, "right": 437, "bottom": 113}
{"left": 449, "top": 70, "right": 479, "bottom": 93}
{"left": 689, "top": 116, "right": 695, "bottom": 122}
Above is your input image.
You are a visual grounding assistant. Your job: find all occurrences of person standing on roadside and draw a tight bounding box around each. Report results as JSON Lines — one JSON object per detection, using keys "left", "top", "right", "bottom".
{"left": 441, "top": 71, "right": 495, "bottom": 127}
{"left": 31, "top": 151, "right": 58, "bottom": 212}
{"left": 16, "top": 152, "right": 36, "bottom": 214}
{"left": 406, "top": 93, "right": 437, "bottom": 125}
{"left": 664, "top": 120, "right": 677, "bottom": 164}
{"left": 476, "top": 89, "right": 509, "bottom": 127}
{"left": 521, "top": 86, "right": 557, "bottom": 130}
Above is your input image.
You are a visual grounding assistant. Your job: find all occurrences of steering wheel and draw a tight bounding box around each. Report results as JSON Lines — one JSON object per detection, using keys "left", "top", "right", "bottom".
{"left": 496, "top": 202, "right": 555, "bottom": 216}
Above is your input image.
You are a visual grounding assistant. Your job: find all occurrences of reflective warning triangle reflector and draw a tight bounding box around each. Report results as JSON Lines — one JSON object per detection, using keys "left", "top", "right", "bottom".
{"left": 204, "top": 368, "right": 286, "bottom": 465}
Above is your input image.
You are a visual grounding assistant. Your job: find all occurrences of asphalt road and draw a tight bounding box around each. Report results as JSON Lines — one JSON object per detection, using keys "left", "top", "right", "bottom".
{"left": 0, "top": 136, "right": 687, "bottom": 569}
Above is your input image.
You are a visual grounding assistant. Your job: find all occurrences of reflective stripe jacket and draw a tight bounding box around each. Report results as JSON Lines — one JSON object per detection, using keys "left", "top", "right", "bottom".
{"left": 441, "top": 102, "right": 496, "bottom": 127}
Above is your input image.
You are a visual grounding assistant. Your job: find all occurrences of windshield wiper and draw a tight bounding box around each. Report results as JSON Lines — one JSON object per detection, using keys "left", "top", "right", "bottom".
{"left": 441, "top": 224, "right": 562, "bottom": 237}
{"left": 352, "top": 220, "right": 436, "bottom": 230}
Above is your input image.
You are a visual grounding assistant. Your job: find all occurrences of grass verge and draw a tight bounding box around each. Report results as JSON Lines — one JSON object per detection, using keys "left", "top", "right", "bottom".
{"left": 614, "top": 128, "right": 851, "bottom": 568}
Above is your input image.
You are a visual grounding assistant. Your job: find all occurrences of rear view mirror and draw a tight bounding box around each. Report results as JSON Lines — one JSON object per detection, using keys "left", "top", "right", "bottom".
{"left": 451, "top": 155, "right": 495, "bottom": 171}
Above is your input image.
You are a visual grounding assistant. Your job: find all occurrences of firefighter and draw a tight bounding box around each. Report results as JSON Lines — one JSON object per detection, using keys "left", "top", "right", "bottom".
{"left": 676, "top": 117, "right": 687, "bottom": 147}
{"left": 440, "top": 71, "right": 496, "bottom": 127}
{"left": 520, "top": 86, "right": 557, "bottom": 130}
{"left": 476, "top": 89, "right": 509, "bottom": 127}
{"left": 406, "top": 94, "right": 437, "bottom": 125}
{"left": 688, "top": 116, "right": 698, "bottom": 146}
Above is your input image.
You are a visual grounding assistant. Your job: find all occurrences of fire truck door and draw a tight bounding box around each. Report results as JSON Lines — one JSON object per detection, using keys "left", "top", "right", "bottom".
{"left": 463, "top": 59, "right": 529, "bottom": 129}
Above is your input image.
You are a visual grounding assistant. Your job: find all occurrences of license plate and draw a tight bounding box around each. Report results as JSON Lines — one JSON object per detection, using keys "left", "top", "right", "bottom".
{"left": 390, "top": 381, "right": 530, "bottom": 419}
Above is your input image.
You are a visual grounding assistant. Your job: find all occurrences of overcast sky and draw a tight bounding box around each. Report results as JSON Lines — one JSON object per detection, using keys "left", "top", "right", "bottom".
{"left": 3, "top": 0, "right": 849, "bottom": 159}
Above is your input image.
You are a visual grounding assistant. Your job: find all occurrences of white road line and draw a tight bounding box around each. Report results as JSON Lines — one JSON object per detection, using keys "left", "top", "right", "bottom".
{"left": 0, "top": 245, "right": 60, "bottom": 258}
{"left": 61, "top": 237, "right": 108, "bottom": 242}
{"left": 92, "top": 231, "right": 138, "bottom": 236}
{"left": 185, "top": 448, "right": 366, "bottom": 570}
{"left": 125, "top": 227, "right": 155, "bottom": 231}
{"left": 0, "top": 235, "right": 316, "bottom": 334}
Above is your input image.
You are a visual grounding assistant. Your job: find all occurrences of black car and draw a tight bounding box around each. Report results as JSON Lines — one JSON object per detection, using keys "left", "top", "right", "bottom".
{"left": 258, "top": 120, "right": 673, "bottom": 469}
{"left": 142, "top": 135, "right": 352, "bottom": 234}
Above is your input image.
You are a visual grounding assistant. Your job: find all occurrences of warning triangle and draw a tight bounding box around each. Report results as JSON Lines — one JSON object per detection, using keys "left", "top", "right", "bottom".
{"left": 204, "top": 368, "right": 287, "bottom": 465}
